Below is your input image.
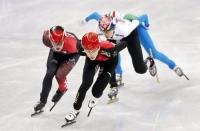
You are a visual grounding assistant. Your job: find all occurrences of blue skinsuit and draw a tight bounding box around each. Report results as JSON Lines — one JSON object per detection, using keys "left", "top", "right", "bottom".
{"left": 135, "top": 14, "right": 176, "bottom": 69}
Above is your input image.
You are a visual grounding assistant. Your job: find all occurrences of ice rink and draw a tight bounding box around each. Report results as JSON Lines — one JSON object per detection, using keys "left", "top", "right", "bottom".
{"left": 0, "top": 0, "right": 200, "bottom": 131}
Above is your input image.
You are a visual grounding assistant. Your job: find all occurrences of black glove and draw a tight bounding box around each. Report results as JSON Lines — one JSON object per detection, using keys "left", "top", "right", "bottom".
{"left": 100, "top": 48, "right": 118, "bottom": 58}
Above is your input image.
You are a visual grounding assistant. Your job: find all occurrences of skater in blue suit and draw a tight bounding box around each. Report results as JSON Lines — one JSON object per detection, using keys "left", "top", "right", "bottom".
{"left": 81, "top": 11, "right": 187, "bottom": 80}
{"left": 125, "top": 14, "right": 177, "bottom": 69}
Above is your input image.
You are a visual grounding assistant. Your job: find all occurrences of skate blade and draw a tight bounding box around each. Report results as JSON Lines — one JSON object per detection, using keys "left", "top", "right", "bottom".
{"left": 31, "top": 110, "right": 44, "bottom": 117}
{"left": 49, "top": 102, "right": 58, "bottom": 112}
{"left": 155, "top": 73, "right": 160, "bottom": 83}
{"left": 183, "top": 74, "right": 189, "bottom": 80}
{"left": 87, "top": 107, "right": 93, "bottom": 117}
{"left": 61, "top": 120, "right": 76, "bottom": 128}
{"left": 107, "top": 97, "right": 119, "bottom": 104}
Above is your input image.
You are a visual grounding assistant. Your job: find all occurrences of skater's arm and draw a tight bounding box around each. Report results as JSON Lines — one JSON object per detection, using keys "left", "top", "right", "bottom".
{"left": 113, "top": 40, "right": 127, "bottom": 52}
{"left": 116, "top": 14, "right": 150, "bottom": 38}
{"left": 100, "top": 41, "right": 127, "bottom": 57}
{"left": 42, "top": 30, "right": 52, "bottom": 48}
{"left": 116, "top": 19, "right": 140, "bottom": 38}
{"left": 85, "top": 12, "right": 101, "bottom": 22}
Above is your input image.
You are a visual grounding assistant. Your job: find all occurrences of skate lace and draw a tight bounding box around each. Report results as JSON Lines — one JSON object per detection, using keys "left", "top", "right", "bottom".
{"left": 66, "top": 110, "right": 78, "bottom": 120}
{"left": 70, "top": 110, "right": 78, "bottom": 117}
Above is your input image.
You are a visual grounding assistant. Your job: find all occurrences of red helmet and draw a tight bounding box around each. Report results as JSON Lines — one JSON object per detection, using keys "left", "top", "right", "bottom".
{"left": 81, "top": 32, "right": 100, "bottom": 50}
{"left": 49, "top": 25, "right": 65, "bottom": 43}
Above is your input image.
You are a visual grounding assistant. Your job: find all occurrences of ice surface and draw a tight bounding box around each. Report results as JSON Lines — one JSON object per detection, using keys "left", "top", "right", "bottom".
{"left": 0, "top": 0, "right": 200, "bottom": 131}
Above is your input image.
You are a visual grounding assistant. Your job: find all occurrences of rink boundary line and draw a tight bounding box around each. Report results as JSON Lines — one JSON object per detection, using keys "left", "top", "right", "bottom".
{"left": 0, "top": 57, "right": 43, "bottom": 70}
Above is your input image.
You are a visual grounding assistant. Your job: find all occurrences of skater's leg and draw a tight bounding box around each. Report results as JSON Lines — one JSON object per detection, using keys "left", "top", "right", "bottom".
{"left": 73, "top": 58, "right": 97, "bottom": 110}
{"left": 64, "top": 58, "right": 97, "bottom": 122}
{"left": 40, "top": 49, "right": 59, "bottom": 104}
{"left": 109, "top": 56, "right": 118, "bottom": 88}
{"left": 115, "top": 53, "right": 123, "bottom": 75}
{"left": 138, "top": 26, "right": 176, "bottom": 69}
{"left": 108, "top": 72, "right": 119, "bottom": 101}
{"left": 92, "top": 72, "right": 112, "bottom": 98}
{"left": 56, "top": 54, "right": 80, "bottom": 92}
{"left": 52, "top": 54, "right": 80, "bottom": 103}
{"left": 115, "top": 54, "right": 123, "bottom": 84}
{"left": 92, "top": 57, "right": 117, "bottom": 98}
{"left": 124, "top": 29, "right": 147, "bottom": 74}
{"left": 109, "top": 71, "right": 118, "bottom": 87}
{"left": 152, "top": 49, "right": 176, "bottom": 69}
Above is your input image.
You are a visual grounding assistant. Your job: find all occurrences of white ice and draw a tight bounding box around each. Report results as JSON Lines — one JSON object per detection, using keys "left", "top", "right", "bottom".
{"left": 0, "top": 0, "right": 200, "bottom": 131}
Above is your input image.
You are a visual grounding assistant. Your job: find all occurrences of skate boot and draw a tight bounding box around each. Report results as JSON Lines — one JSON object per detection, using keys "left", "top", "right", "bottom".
{"left": 62, "top": 109, "right": 79, "bottom": 127}
{"left": 173, "top": 66, "right": 184, "bottom": 76}
{"left": 88, "top": 97, "right": 98, "bottom": 108}
{"left": 50, "top": 89, "right": 67, "bottom": 111}
{"left": 87, "top": 97, "right": 98, "bottom": 117}
{"left": 145, "top": 56, "right": 157, "bottom": 77}
{"left": 51, "top": 89, "right": 66, "bottom": 103}
{"left": 34, "top": 101, "right": 46, "bottom": 112}
{"left": 107, "top": 87, "right": 119, "bottom": 104}
{"left": 173, "top": 66, "right": 189, "bottom": 80}
{"left": 31, "top": 101, "right": 46, "bottom": 117}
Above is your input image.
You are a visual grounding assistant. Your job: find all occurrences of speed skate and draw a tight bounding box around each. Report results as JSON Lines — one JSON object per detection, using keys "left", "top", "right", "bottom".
{"left": 61, "top": 120, "right": 76, "bottom": 128}
{"left": 107, "top": 87, "right": 119, "bottom": 104}
{"left": 107, "top": 96, "right": 119, "bottom": 104}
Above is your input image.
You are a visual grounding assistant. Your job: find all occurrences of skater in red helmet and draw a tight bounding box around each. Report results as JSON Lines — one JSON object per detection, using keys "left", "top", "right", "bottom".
{"left": 32, "top": 25, "right": 80, "bottom": 116}
{"left": 63, "top": 32, "right": 127, "bottom": 124}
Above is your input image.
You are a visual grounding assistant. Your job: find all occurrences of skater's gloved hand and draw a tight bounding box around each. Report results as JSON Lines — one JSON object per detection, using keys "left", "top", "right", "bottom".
{"left": 144, "top": 23, "right": 150, "bottom": 30}
{"left": 138, "top": 18, "right": 150, "bottom": 30}
{"left": 100, "top": 48, "right": 118, "bottom": 58}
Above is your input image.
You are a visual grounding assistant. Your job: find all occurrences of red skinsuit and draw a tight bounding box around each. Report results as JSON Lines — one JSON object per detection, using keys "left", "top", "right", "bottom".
{"left": 43, "top": 30, "right": 78, "bottom": 92}
{"left": 95, "top": 41, "right": 114, "bottom": 61}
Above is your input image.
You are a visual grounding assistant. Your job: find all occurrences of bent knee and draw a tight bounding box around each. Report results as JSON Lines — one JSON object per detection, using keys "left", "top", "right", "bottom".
{"left": 134, "top": 66, "right": 147, "bottom": 74}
